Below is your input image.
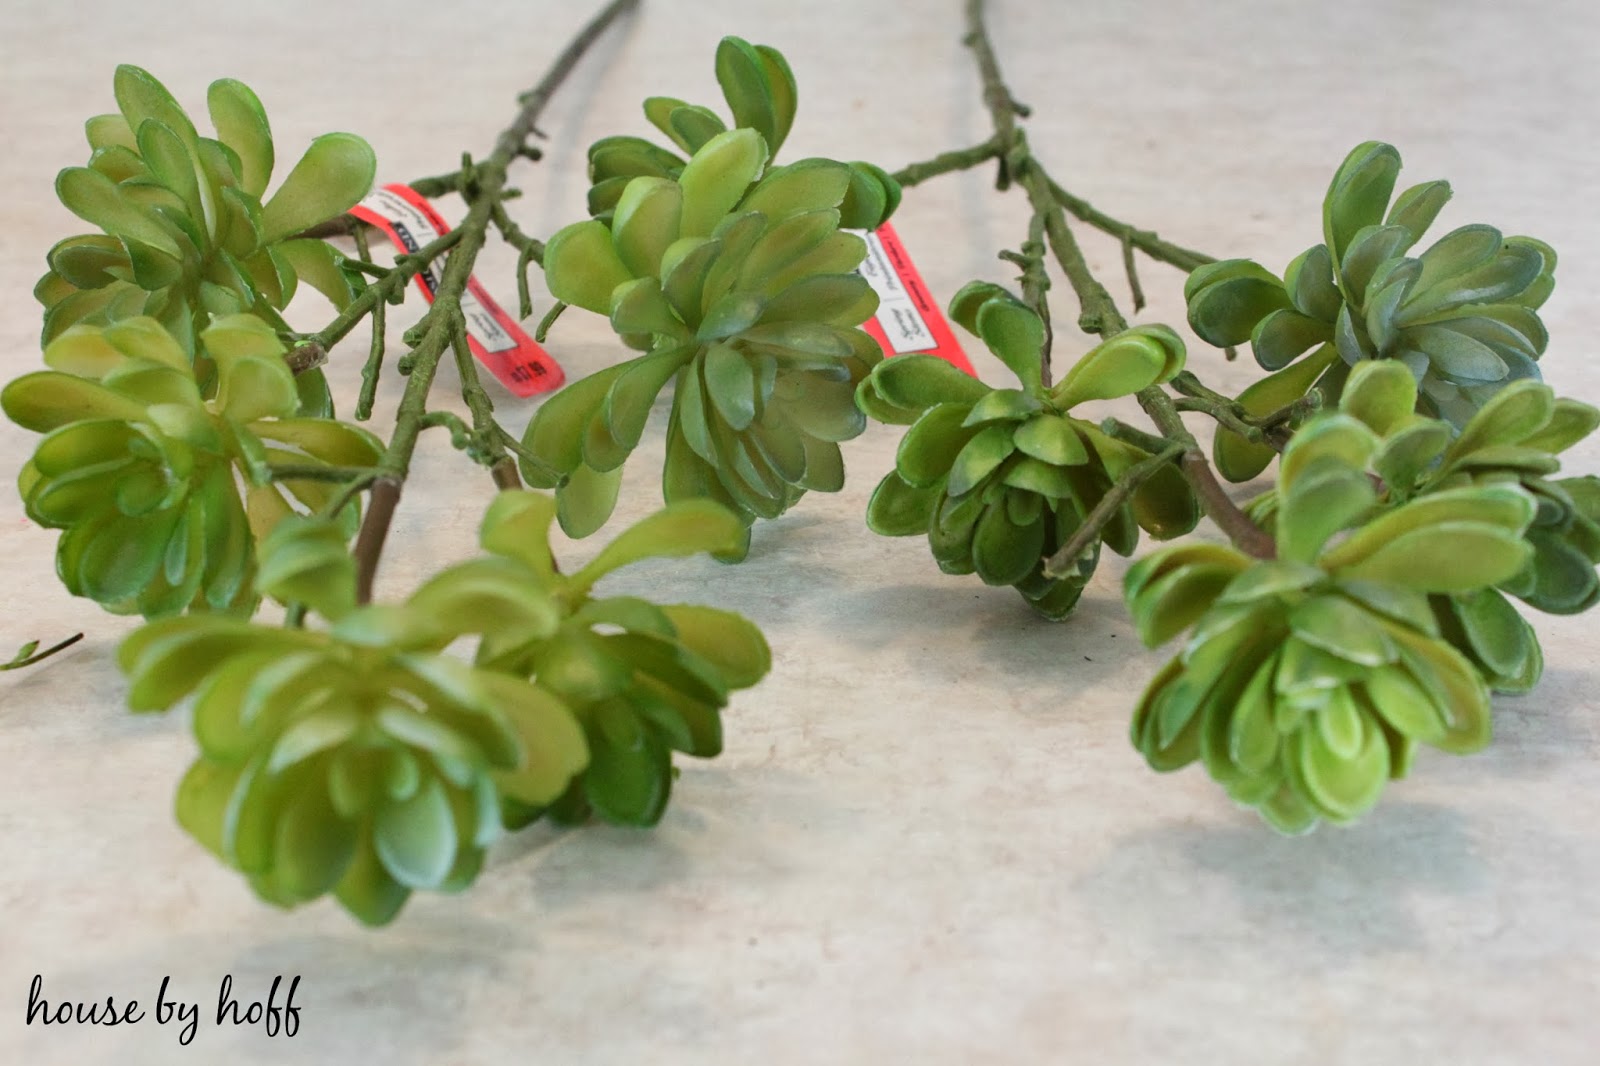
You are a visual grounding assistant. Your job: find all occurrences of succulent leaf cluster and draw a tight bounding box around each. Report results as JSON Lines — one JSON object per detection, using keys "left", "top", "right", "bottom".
{"left": 528, "top": 124, "right": 890, "bottom": 550}
{"left": 2, "top": 315, "right": 381, "bottom": 618}
{"left": 119, "top": 492, "right": 769, "bottom": 924}
{"left": 1247, "top": 361, "right": 1600, "bottom": 692}
{"left": 858, "top": 283, "right": 1198, "bottom": 619}
{"left": 584, "top": 37, "right": 898, "bottom": 231}
{"left": 1126, "top": 370, "right": 1547, "bottom": 831}
{"left": 1187, "top": 141, "right": 1557, "bottom": 480}
{"left": 40, "top": 65, "right": 374, "bottom": 379}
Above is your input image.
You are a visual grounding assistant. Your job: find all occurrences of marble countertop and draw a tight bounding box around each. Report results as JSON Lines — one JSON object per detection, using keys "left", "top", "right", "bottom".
{"left": 3, "top": 1, "right": 1597, "bottom": 1062}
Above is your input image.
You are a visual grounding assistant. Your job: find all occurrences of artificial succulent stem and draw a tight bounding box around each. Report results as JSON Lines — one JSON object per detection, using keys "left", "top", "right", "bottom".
{"left": 3, "top": 633, "right": 85, "bottom": 672}
{"left": 447, "top": 310, "right": 542, "bottom": 489}
{"left": 889, "top": 136, "right": 1005, "bottom": 187}
{"left": 1000, "top": 213, "right": 1053, "bottom": 384}
{"left": 961, "top": 0, "right": 1275, "bottom": 561}
{"left": 284, "top": 228, "right": 463, "bottom": 375}
{"left": 1045, "top": 189, "right": 1276, "bottom": 558}
{"left": 1045, "top": 175, "right": 1214, "bottom": 274}
{"left": 1168, "top": 370, "right": 1304, "bottom": 449}
{"left": 355, "top": 298, "right": 386, "bottom": 421}
{"left": 350, "top": 0, "right": 640, "bottom": 603}
{"left": 1042, "top": 444, "right": 1184, "bottom": 576}
{"left": 1098, "top": 418, "right": 1171, "bottom": 455}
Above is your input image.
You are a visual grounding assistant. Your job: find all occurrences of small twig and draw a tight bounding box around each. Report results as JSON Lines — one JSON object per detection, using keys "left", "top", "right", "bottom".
{"left": 1255, "top": 388, "right": 1324, "bottom": 432}
{"left": 355, "top": 298, "right": 386, "bottom": 421}
{"left": 420, "top": 409, "right": 476, "bottom": 445}
{"left": 447, "top": 310, "right": 518, "bottom": 484}
{"left": 283, "top": 228, "right": 463, "bottom": 376}
{"left": 517, "top": 246, "right": 540, "bottom": 320}
{"left": 1045, "top": 175, "right": 1214, "bottom": 275}
{"left": 1168, "top": 371, "right": 1314, "bottom": 450}
{"left": 352, "top": 220, "right": 373, "bottom": 264}
{"left": 889, "top": 136, "right": 1005, "bottom": 188}
{"left": 535, "top": 300, "right": 568, "bottom": 342}
{"left": 341, "top": 257, "right": 391, "bottom": 279}
{"left": 318, "top": 471, "right": 382, "bottom": 522}
{"left": 1098, "top": 418, "right": 1170, "bottom": 455}
{"left": 1042, "top": 445, "right": 1184, "bottom": 577}
{"left": 999, "top": 212, "right": 1053, "bottom": 385}
{"left": 1120, "top": 231, "right": 1146, "bottom": 312}
{"left": 1173, "top": 396, "right": 1266, "bottom": 443}
{"left": 3, "top": 633, "right": 85, "bottom": 671}
{"left": 490, "top": 203, "right": 545, "bottom": 262}
{"left": 1167, "top": 370, "right": 1229, "bottom": 404}
{"left": 493, "top": 425, "right": 550, "bottom": 471}
{"left": 408, "top": 169, "right": 471, "bottom": 198}
{"left": 488, "top": 203, "right": 548, "bottom": 320}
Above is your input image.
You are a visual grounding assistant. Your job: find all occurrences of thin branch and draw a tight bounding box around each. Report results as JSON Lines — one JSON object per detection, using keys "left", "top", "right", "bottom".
{"left": 1098, "top": 417, "right": 1170, "bottom": 454}
{"left": 1172, "top": 396, "right": 1268, "bottom": 444}
{"left": 487, "top": 202, "right": 548, "bottom": 319}
{"left": 961, "top": 0, "right": 1275, "bottom": 561}
{"left": 319, "top": 471, "right": 382, "bottom": 522}
{"left": 535, "top": 300, "right": 568, "bottom": 342}
{"left": 1045, "top": 175, "right": 1215, "bottom": 275}
{"left": 420, "top": 409, "right": 474, "bottom": 442}
{"left": 1120, "top": 231, "right": 1146, "bottom": 312}
{"left": 998, "top": 212, "right": 1052, "bottom": 384}
{"left": 1042, "top": 445, "right": 1184, "bottom": 577}
{"left": 1168, "top": 370, "right": 1310, "bottom": 450}
{"left": 351, "top": 0, "right": 640, "bottom": 602}
{"left": 352, "top": 219, "right": 373, "bottom": 263}
{"left": 283, "top": 228, "right": 463, "bottom": 375}
{"left": 355, "top": 297, "right": 386, "bottom": 421}
{"left": 889, "top": 136, "right": 1005, "bottom": 188}
{"left": 448, "top": 310, "right": 518, "bottom": 485}
{"left": 3, "top": 633, "right": 84, "bottom": 672}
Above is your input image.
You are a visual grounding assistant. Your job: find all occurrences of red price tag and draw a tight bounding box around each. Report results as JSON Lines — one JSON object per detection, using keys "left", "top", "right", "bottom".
{"left": 856, "top": 221, "right": 974, "bottom": 375}
{"left": 348, "top": 184, "right": 564, "bottom": 396}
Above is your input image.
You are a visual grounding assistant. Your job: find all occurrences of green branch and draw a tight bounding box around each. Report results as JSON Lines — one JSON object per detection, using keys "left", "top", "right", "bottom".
{"left": 890, "top": 137, "right": 1004, "bottom": 187}
{"left": 3, "top": 633, "right": 84, "bottom": 672}
{"left": 1045, "top": 175, "right": 1214, "bottom": 275}
{"left": 283, "top": 228, "right": 462, "bottom": 375}
{"left": 1042, "top": 444, "right": 1184, "bottom": 577}
{"left": 961, "top": 0, "right": 1275, "bottom": 561}
{"left": 351, "top": 0, "right": 641, "bottom": 603}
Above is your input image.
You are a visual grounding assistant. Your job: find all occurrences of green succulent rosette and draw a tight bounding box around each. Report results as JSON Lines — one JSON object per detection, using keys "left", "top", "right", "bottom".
{"left": 119, "top": 491, "right": 770, "bottom": 925}
{"left": 1126, "top": 402, "right": 1539, "bottom": 832}
{"left": 584, "top": 36, "right": 898, "bottom": 231}
{"left": 1246, "top": 361, "right": 1600, "bottom": 692}
{"left": 1186, "top": 141, "right": 1557, "bottom": 480}
{"left": 120, "top": 518, "right": 586, "bottom": 927}
{"left": 2, "top": 315, "right": 382, "bottom": 618}
{"left": 858, "top": 283, "right": 1198, "bottom": 619}
{"left": 526, "top": 127, "right": 887, "bottom": 551}
{"left": 464, "top": 492, "right": 771, "bottom": 828}
{"left": 39, "top": 64, "right": 374, "bottom": 401}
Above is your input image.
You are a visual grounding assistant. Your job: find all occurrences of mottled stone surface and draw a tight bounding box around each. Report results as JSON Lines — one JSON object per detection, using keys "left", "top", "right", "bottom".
{"left": 2, "top": 1, "right": 1597, "bottom": 1062}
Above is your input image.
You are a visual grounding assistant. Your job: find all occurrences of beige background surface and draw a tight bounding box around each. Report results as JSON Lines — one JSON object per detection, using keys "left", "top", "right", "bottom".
{"left": 2, "top": 1, "right": 1598, "bottom": 1063}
